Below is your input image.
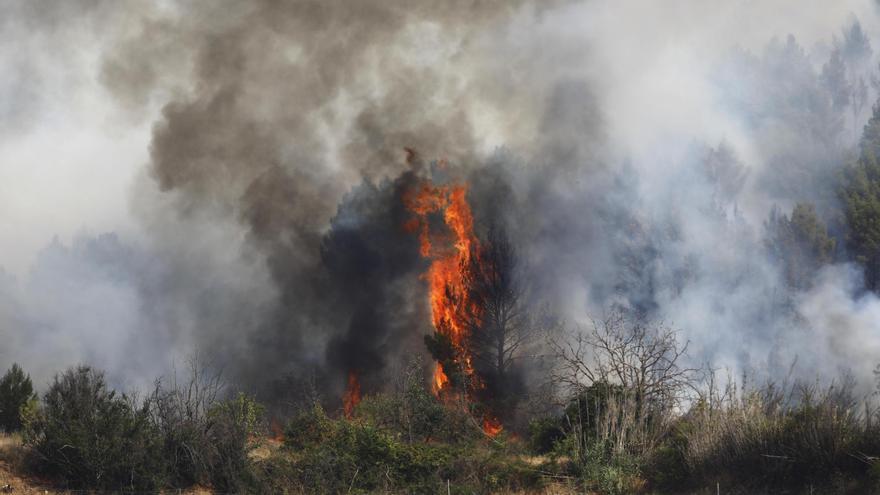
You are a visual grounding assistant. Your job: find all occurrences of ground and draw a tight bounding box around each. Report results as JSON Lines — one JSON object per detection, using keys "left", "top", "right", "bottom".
{"left": 0, "top": 434, "right": 50, "bottom": 494}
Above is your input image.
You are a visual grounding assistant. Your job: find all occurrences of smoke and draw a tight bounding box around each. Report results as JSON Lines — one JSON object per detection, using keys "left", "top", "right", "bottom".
{"left": 3, "top": 0, "right": 880, "bottom": 400}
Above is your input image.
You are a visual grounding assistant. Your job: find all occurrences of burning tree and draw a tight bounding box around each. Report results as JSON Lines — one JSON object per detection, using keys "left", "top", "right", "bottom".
{"left": 461, "top": 225, "right": 536, "bottom": 424}
{"left": 405, "top": 176, "right": 538, "bottom": 433}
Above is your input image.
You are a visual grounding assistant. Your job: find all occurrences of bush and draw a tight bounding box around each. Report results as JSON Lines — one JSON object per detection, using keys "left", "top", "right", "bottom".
{"left": 528, "top": 416, "right": 565, "bottom": 454}
{"left": 148, "top": 365, "right": 261, "bottom": 491}
{"left": 0, "top": 364, "right": 35, "bottom": 432}
{"left": 353, "top": 358, "right": 483, "bottom": 445}
{"left": 24, "top": 366, "right": 166, "bottom": 491}
{"left": 21, "top": 363, "right": 261, "bottom": 492}
{"left": 277, "top": 399, "right": 544, "bottom": 494}
{"left": 284, "top": 403, "right": 335, "bottom": 450}
{"left": 678, "top": 378, "right": 880, "bottom": 490}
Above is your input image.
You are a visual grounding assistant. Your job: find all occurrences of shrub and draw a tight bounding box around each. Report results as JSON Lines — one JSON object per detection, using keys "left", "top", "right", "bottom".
{"left": 0, "top": 363, "right": 35, "bottom": 432}
{"left": 148, "top": 364, "right": 260, "bottom": 491}
{"left": 24, "top": 366, "right": 166, "bottom": 491}
{"left": 528, "top": 416, "right": 565, "bottom": 454}
{"left": 354, "top": 359, "right": 483, "bottom": 445}
{"left": 277, "top": 402, "right": 543, "bottom": 494}
{"left": 678, "top": 378, "right": 880, "bottom": 490}
{"left": 284, "top": 403, "right": 335, "bottom": 450}
{"left": 201, "top": 393, "right": 263, "bottom": 490}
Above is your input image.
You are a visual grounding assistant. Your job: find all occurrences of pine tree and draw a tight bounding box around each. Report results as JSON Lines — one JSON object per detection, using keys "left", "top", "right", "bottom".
{"left": 839, "top": 102, "right": 880, "bottom": 290}
{"left": 0, "top": 363, "right": 35, "bottom": 432}
{"left": 765, "top": 203, "right": 835, "bottom": 290}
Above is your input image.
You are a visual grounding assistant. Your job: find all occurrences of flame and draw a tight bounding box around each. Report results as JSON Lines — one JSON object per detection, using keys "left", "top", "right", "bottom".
{"left": 269, "top": 418, "right": 285, "bottom": 442}
{"left": 343, "top": 370, "right": 361, "bottom": 418}
{"left": 404, "top": 176, "right": 502, "bottom": 436}
{"left": 432, "top": 363, "right": 450, "bottom": 395}
{"left": 483, "top": 416, "right": 503, "bottom": 437}
{"left": 404, "top": 182, "right": 478, "bottom": 389}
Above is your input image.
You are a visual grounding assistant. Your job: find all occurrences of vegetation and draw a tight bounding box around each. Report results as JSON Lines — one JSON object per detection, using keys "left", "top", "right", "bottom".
{"left": 765, "top": 202, "right": 836, "bottom": 289}
{"left": 23, "top": 366, "right": 166, "bottom": 491}
{"left": 2, "top": 343, "right": 880, "bottom": 494}
{"left": 840, "top": 102, "right": 880, "bottom": 290}
{"left": 7, "top": 31, "right": 880, "bottom": 495}
{"left": 16, "top": 362, "right": 261, "bottom": 492}
{"left": 0, "top": 363, "right": 34, "bottom": 432}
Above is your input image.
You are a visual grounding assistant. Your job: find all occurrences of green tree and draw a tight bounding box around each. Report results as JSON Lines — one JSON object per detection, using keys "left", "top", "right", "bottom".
{"left": 0, "top": 363, "right": 35, "bottom": 432}
{"left": 765, "top": 203, "right": 835, "bottom": 290}
{"left": 840, "top": 102, "right": 880, "bottom": 291}
{"left": 821, "top": 47, "right": 851, "bottom": 112}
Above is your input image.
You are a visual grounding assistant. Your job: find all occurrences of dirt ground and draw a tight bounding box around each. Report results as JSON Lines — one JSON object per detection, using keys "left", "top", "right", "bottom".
{"left": 0, "top": 433, "right": 52, "bottom": 494}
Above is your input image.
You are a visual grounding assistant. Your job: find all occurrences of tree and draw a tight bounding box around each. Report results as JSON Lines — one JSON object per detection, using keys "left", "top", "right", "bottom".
{"left": 821, "top": 47, "right": 851, "bottom": 113}
{"left": 0, "top": 363, "right": 35, "bottom": 432}
{"left": 462, "top": 225, "right": 538, "bottom": 422}
{"left": 840, "top": 102, "right": 880, "bottom": 291}
{"left": 423, "top": 224, "right": 540, "bottom": 424}
{"left": 764, "top": 203, "right": 835, "bottom": 290}
{"left": 548, "top": 311, "right": 696, "bottom": 457}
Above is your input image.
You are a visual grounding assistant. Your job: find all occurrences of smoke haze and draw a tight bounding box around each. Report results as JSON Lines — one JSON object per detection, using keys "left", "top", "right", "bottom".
{"left": 3, "top": 0, "right": 880, "bottom": 398}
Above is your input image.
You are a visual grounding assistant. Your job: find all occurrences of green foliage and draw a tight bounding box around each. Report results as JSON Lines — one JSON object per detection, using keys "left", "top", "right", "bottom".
{"left": 283, "top": 403, "right": 335, "bottom": 450}
{"left": 528, "top": 416, "right": 565, "bottom": 455}
{"left": 148, "top": 379, "right": 260, "bottom": 491}
{"left": 198, "top": 393, "right": 261, "bottom": 490}
{"left": 21, "top": 364, "right": 260, "bottom": 492}
{"left": 840, "top": 102, "right": 880, "bottom": 291}
{"left": 355, "top": 370, "right": 481, "bottom": 445}
{"left": 0, "top": 363, "right": 35, "bottom": 432}
{"left": 24, "top": 366, "right": 166, "bottom": 491}
{"left": 274, "top": 394, "right": 542, "bottom": 494}
{"left": 765, "top": 203, "right": 835, "bottom": 289}
{"left": 424, "top": 332, "right": 466, "bottom": 390}
{"left": 222, "top": 392, "right": 265, "bottom": 436}
{"left": 580, "top": 444, "right": 643, "bottom": 495}
{"left": 17, "top": 396, "right": 39, "bottom": 438}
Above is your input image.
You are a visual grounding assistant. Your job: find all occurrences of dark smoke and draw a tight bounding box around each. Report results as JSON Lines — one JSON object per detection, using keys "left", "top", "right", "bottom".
{"left": 4, "top": 0, "right": 880, "bottom": 403}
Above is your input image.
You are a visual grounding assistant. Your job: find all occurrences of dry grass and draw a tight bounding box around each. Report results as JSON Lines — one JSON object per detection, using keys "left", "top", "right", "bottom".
{"left": 0, "top": 433, "right": 48, "bottom": 494}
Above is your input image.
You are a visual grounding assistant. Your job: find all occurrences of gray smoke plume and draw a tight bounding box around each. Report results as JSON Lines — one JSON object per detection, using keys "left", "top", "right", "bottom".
{"left": 3, "top": 0, "right": 880, "bottom": 402}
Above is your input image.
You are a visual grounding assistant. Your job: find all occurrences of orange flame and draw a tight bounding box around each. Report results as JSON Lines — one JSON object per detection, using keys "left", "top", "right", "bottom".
{"left": 483, "top": 416, "right": 503, "bottom": 437}
{"left": 404, "top": 182, "right": 478, "bottom": 392}
{"left": 269, "top": 418, "right": 285, "bottom": 442}
{"left": 432, "top": 363, "right": 450, "bottom": 395}
{"left": 343, "top": 370, "right": 361, "bottom": 418}
{"left": 404, "top": 176, "right": 502, "bottom": 436}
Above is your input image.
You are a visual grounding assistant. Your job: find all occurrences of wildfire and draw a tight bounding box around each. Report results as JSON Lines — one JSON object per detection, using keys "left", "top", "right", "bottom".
{"left": 483, "top": 416, "right": 503, "bottom": 437}
{"left": 269, "top": 418, "right": 285, "bottom": 442}
{"left": 342, "top": 370, "right": 361, "bottom": 418}
{"left": 403, "top": 177, "right": 502, "bottom": 436}
{"left": 404, "top": 181, "right": 478, "bottom": 392}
